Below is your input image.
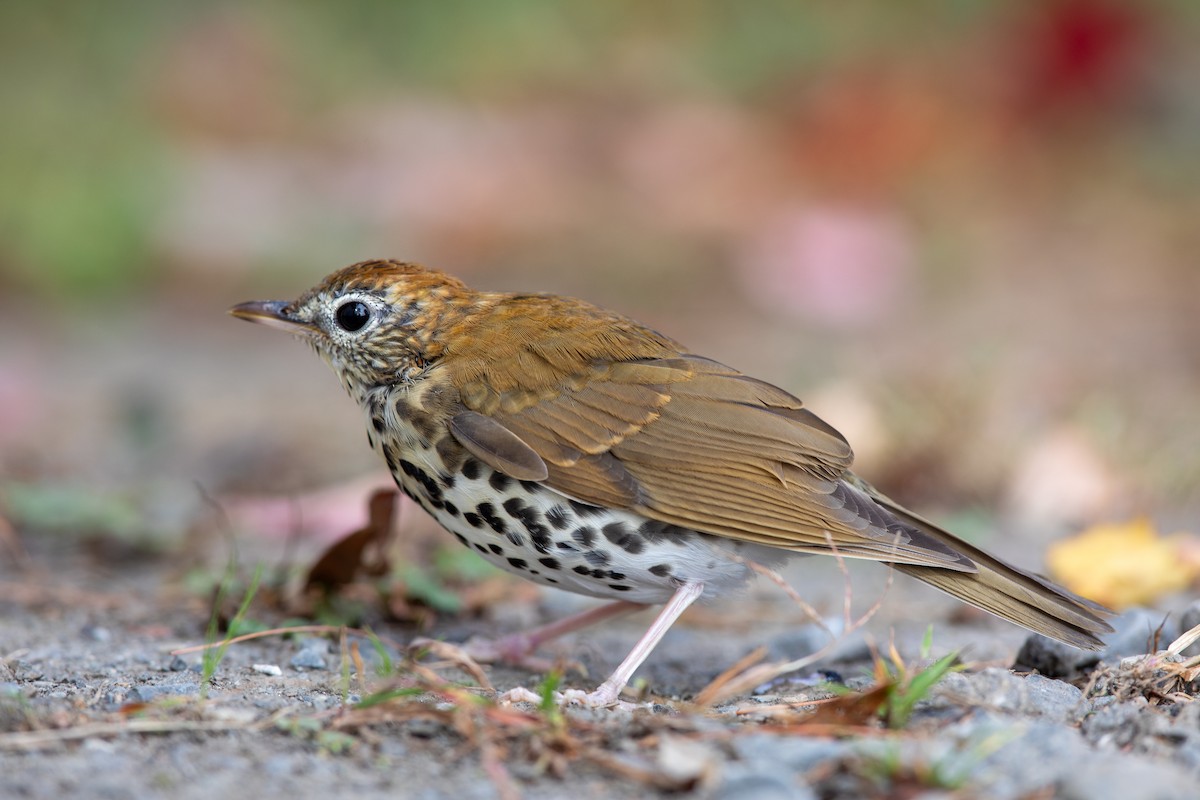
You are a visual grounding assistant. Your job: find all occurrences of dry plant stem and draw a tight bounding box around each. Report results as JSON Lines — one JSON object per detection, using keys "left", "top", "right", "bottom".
{"left": 478, "top": 732, "right": 520, "bottom": 800}
{"left": 738, "top": 559, "right": 833, "bottom": 636}
{"left": 693, "top": 647, "right": 769, "bottom": 706}
{"left": 170, "top": 625, "right": 407, "bottom": 656}
{"left": 1168, "top": 622, "right": 1200, "bottom": 656}
{"left": 409, "top": 639, "right": 495, "bottom": 689}
{"left": 0, "top": 717, "right": 280, "bottom": 752}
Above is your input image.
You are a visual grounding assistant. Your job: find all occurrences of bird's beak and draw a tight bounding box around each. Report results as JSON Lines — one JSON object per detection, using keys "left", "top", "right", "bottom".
{"left": 228, "top": 300, "right": 315, "bottom": 334}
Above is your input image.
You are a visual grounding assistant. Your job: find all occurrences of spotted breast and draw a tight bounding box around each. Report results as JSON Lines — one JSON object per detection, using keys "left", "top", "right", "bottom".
{"left": 360, "top": 383, "right": 778, "bottom": 606}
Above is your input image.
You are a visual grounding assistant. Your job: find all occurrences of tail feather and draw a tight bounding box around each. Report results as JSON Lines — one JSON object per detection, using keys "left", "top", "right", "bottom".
{"left": 858, "top": 479, "right": 1115, "bottom": 650}
{"left": 891, "top": 514, "right": 1114, "bottom": 650}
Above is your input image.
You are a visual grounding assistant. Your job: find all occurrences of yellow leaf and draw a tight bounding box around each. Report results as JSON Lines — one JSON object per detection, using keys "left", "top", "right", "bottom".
{"left": 1046, "top": 519, "right": 1199, "bottom": 609}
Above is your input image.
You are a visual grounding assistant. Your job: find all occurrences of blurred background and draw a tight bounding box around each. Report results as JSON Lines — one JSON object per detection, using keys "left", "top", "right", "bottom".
{"left": 1, "top": 1, "right": 1198, "bottom": 617}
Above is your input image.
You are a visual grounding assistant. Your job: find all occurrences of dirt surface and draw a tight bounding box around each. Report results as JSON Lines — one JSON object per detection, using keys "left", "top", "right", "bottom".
{"left": 4, "top": 525, "right": 1200, "bottom": 799}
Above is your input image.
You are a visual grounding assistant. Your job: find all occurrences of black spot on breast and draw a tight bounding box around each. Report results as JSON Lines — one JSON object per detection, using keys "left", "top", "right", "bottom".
{"left": 649, "top": 564, "right": 673, "bottom": 577}
{"left": 639, "top": 520, "right": 691, "bottom": 546}
{"left": 464, "top": 512, "right": 484, "bottom": 528}
{"left": 382, "top": 444, "right": 401, "bottom": 474}
{"left": 443, "top": 501, "right": 459, "bottom": 517}
{"left": 608, "top": 571, "right": 626, "bottom": 581}
{"left": 502, "top": 499, "right": 549, "bottom": 550}
{"left": 538, "top": 557, "right": 560, "bottom": 570}
{"left": 519, "top": 480, "right": 541, "bottom": 494}
{"left": 584, "top": 549, "right": 611, "bottom": 566}
{"left": 367, "top": 432, "right": 376, "bottom": 449}
{"left": 461, "top": 459, "right": 482, "bottom": 481}
{"left": 371, "top": 415, "right": 386, "bottom": 433}
{"left": 501, "top": 497, "right": 527, "bottom": 518}
{"left": 488, "top": 472, "right": 511, "bottom": 492}
{"left": 453, "top": 532, "right": 467, "bottom": 545}
{"left": 569, "top": 500, "right": 607, "bottom": 517}
{"left": 400, "top": 462, "right": 444, "bottom": 504}
{"left": 506, "top": 557, "right": 528, "bottom": 570}
{"left": 572, "top": 526, "right": 597, "bottom": 548}
{"left": 545, "top": 506, "right": 571, "bottom": 530}
{"left": 488, "top": 543, "right": 503, "bottom": 555}
{"left": 473, "top": 543, "right": 487, "bottom": 553}
{"left": 441, "top": 473, "right": 456, "bottom": 490}
{"left": 529, "top": 530, "right": 552, "bottom": 554}
{"left": 555, "top": 541, "right": 579, "bottom": 552}
{"left": 572, "top": 566, "right": 590, "bottom": 576}
{"left": 608, "top": 584, "right": 631, "bottom": 592}
{"left": 545, "top": 577, "right": 558, "bottom": 584}
{"left": 603, "top": 522, "right": 645, "bottom": 555}
{"left": 476, "top": 502, "right": 506, "bottom": 534}
{"left": 506, "top": 530, "right": 525, "bottom": 547}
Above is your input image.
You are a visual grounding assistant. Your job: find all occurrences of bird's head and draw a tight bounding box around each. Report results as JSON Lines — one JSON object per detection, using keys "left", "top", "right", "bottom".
{"left": 230, "top": 260, "right": 473, "bottom": 390}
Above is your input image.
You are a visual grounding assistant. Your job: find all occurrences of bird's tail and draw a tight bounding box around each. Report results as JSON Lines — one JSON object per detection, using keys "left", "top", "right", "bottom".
{"left": 883, "top": 502, "right": 1115, "bottom": 650}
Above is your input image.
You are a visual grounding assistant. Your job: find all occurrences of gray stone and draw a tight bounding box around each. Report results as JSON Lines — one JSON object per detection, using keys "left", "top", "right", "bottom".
{"left": 290, "top": 639, "right": 329, "bottom": 671}
{"left": 1057, "top": 755, "right": 1197, "bottom": 800}
{"left": 716, "top": 772, "right": 815, "bottom": 800}
{"left": 129, "top": 682, "right": 199, "bottom": 702}
{"left": 81, "top": 625, "right": 111, "bottom": 642}
{"left": 929, "top": 668, "right": 1085, "bottom": 723}
{"left": 1012, "top": 634, "right": 1100, "bottom": 679}
{"left": 946, "top": 718, "right": 1099, "bottom": 798}
{"left": 728, "top": 732, "right": 853, "bottom": 773}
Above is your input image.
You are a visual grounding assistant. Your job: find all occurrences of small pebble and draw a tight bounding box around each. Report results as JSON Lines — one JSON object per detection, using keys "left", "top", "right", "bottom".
{"left": 252, "top": 663, "right": 282, "bottom": 676}
{"left": 168, "top": 656, "right": 190, "bottom": 672}
{"left": 81, "top": 625, "right": 111, "bottom": 642}
{"left": 290, "top": 639, "right": 330, "bottom": 671}
{"left": 290, "top": 649, "right": 327, "bottom": 671}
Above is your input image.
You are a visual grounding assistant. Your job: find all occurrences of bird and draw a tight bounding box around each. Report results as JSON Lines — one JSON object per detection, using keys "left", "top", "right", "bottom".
{"left": 230, "top": 259, "right": 1113, "bottom": 707}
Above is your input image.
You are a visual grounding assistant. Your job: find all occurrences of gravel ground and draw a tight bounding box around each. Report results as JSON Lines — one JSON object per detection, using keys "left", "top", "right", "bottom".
{"left": 3, "top": 534, "right": 1199, "bottom": 800}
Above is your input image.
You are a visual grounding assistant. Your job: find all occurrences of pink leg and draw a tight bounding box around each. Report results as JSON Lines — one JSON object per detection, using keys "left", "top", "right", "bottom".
{"left": 465, "top": 599, "right": 647, "bottom": 664}
{"left": 563, "top": 582, "right": 705, "bottom": 707}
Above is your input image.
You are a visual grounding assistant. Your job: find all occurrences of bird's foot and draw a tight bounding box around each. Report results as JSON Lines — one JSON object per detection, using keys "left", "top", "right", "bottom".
{"left": 498, "top": 680, "right": 649, "bottom": 710}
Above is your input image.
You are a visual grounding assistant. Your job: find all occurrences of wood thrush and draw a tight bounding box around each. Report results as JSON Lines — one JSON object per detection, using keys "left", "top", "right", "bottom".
{"left": 231, "top": 259, "right": 1113, "bottom": 707}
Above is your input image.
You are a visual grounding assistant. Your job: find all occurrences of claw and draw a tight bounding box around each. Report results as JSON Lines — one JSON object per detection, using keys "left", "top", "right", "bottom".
{"left": 497, "top": 685, "right": 651, "bottom": 711}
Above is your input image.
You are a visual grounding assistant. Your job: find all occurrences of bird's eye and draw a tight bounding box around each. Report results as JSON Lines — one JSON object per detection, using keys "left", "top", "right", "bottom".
{"left": 335, "top": 301, "right": 371, "bottom": 332}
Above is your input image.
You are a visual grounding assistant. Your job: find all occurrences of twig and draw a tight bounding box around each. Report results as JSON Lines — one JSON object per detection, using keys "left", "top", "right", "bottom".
{"left": 170, "top": 625, "right": 406, "bottom": 655}
{"left": 0, "top": 717, "right": 275, "bottom": 752}
{"left": 694, "top": 647, "right": 768, "bottom": 707}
